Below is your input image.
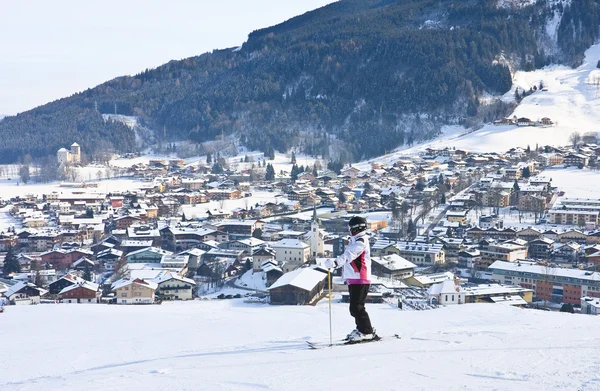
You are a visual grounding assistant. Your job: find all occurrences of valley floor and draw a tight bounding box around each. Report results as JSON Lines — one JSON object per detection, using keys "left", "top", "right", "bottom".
{"left": 1, "top": 299, "right": 599, "bottom": 391}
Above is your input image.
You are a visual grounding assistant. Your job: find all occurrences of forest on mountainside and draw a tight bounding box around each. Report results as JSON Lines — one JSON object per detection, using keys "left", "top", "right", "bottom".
{"left": 1, "top": 0, "right": 599, "bottom": 164}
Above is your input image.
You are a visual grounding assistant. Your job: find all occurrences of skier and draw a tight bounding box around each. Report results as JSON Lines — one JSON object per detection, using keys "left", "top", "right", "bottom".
{"left": 321, "top": 216, "right": 375, "bottom": 342}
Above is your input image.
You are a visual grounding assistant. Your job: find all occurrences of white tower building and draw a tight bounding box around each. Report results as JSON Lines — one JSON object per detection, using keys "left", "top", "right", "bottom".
{"left": 70, "top": 142, "right": 81, "bottom": 163}
{"left": 310, "top": 207, "right": 324, "bottom": 258}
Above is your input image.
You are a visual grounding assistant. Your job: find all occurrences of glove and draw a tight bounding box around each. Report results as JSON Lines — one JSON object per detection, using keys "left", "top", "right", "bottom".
{"left": 320, "top": 258, "right": 338, "bottom": 270}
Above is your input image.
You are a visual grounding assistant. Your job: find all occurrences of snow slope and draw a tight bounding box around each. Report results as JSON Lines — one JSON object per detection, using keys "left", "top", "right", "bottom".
{"left": 1, "top": 301, "right": 599, "bottom": 391}
{"left": 541, "top": 167, "right": 600, "bottom": 198}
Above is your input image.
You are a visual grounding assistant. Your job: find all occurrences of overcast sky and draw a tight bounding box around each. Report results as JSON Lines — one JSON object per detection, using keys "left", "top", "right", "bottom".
{"left": 0, "top": 0, "right": 336, "bottom": 115}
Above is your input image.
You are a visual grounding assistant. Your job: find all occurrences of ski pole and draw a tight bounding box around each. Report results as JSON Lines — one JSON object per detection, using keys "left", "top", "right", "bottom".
{"left": 328, "top": 267, "right": 332, "bottom": 347}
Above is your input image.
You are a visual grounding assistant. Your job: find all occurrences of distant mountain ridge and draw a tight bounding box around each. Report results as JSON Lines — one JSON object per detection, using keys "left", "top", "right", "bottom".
{"left": 0, "top": 0, "right": 599, "bottom": 164}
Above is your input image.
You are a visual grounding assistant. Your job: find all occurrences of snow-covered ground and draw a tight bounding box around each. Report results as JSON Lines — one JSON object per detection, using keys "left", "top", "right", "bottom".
{"left": 542, "top": 167, "right": 600, "bottom": 199}
{"left": 0, "top": 178, "right": 149, "bottom": 200}
{"left": 234, "top": 269, "right": 268, "bottom": 291}
{"left": 1, "top": 301, "right": 599, "bottom": 390}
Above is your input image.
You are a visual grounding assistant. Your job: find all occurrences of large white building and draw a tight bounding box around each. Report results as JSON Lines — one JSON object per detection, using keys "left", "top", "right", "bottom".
{"left": 57, "top": 142, "right": 81, "bottom": 165}
{"left": 271, "top": 239, "right": 310, "bottom": 272}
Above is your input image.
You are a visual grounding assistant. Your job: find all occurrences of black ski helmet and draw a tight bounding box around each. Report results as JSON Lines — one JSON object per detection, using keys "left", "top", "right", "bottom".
{"left": 348, "top": 216, "right": 368, "bottom": 235}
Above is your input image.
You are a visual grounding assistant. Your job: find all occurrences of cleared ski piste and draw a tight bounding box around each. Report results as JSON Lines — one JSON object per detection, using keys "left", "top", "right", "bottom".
{"left": 1, "top": 300, "right": 598, "bottom": 391}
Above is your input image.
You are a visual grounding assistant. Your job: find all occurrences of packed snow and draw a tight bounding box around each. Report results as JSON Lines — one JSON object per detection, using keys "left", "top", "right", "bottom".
{"left": 1, "top": 301, "right": 599, "bottom": 390}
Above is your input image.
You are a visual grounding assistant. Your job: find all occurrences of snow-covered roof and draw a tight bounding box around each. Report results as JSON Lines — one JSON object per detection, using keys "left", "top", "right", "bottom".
{"left": 427, "top": 279, "right": 462, "bottom": 296}
{"left": 271, "top": 239, "right": 310, "bottom": 249}
{"left": 59, "top": 281, "right": 99, "bottom": 295}
{"left": 489, "top": 261, "right": 600, "bottom": 282}
{"left": 268, "top": 268, "right": 326, "bottom": 291}
{"left": 5, "top": 281, "right": 47, "bottom": 297}
{"left": 111, "top": 278, "right": 158, "bottom": 291}
{"left": 153, "top": 272, "right": 196, "bottom": 286}
{"left": 371, "top": 254, "right": 416, "bottom": 271}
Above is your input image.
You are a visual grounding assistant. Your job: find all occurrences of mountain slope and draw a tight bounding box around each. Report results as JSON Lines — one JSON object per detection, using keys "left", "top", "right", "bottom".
{"left": 1, "top": 0, "right": 599, "bottom": 163}
{"left": 0, "top": 301, "right": 598, "bottom": 390}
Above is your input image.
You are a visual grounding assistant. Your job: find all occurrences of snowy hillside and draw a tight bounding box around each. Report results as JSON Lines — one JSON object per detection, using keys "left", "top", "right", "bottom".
{"left": 355, "top": 41, "right": 600, "bottom": 168}
{"left": 1, "top": 301, "right": 599, "bottom": 390}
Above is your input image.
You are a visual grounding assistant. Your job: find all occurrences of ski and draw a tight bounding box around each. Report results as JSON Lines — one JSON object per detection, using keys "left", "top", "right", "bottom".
{"left": 306, "top": 334, "right": 399, "bottom": 349}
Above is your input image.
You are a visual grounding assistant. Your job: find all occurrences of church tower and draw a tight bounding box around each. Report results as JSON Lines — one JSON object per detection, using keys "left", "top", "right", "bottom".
{"left": 310, "top": 207, "right": 324, "bottom": 258}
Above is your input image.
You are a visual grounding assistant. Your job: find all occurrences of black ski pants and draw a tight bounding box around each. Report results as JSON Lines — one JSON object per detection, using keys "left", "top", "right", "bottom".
{"left": 348, "top": 284, "right": 373, "bottom": 334}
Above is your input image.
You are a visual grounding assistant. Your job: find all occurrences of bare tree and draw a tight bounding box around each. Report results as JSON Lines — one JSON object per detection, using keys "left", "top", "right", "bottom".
{"left": 569, "top": 131, "right": 582, "bottom": 147}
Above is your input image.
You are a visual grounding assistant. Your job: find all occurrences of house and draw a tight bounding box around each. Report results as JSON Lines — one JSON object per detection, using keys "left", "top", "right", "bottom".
{"left": 462, "top": 284, "right": 533, "bottom": 306}
{"left": 581, "top": 296, "right": 600, "bottom": 315}
{"left": 371, "top": 254, "right": 416, "bottom": 280}
{"left": 270, "top": 239, "right": 311, "bottom": 272}
{"left": 126, "top": 247, "right": 173, "bottom": 264}
{"left": 59, "top": 281, "right": 100, "bottom": 303}
{"left": 252, "top": 246, "right": 276, "bottom": 272}
{"left": 48, "top": 273, "right": 83, "bottom": 295}
{"left": 553, "top": 242, "right": 581, "bottom": 261}
{"left": 392, "top": 242, "right": 446, "bottom": 266}
{"left": 405, "top": 272, "right": 455, "bottom": 288}
{"left": 111, "top": 278, "right": 158, "bottom": 304}
{"left": 564, "top": 154, "right": 589, "bottom": 167}
{"left": 225, "top": 238, "right": 266, "bottom": 255}
{"left": 262, "top": 261, "right": 284, "bottom": 287}
{"left": 4, "top": 281, "right": 47, "bottom": 305}
{"left": 153, "top": 272, "right": 196, "bottom": 300}
{"left": 457, "top": 249, "right": 481, "bottom": 269}
{"left": 427, "top": 279, "right": 465, "bottom": 305}
{"left": 268, "top": 268, "right": 327, "bottom": 305}
{"left": 528, "top": 238, "right": 555, "bottom": 260}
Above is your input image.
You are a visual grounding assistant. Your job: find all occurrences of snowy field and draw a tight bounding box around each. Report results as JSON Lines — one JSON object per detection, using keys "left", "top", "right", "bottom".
{"left": 355, "top": 42, "right": 600, "bottom": 168}
{"left": 1, "top": 301, "right": 599, "bottom": 391}
{"left": 0, "top": 178, "right": 149, "bottom": 200}
{"left": 542, "top": 167, "right": 600, "bottom": 199}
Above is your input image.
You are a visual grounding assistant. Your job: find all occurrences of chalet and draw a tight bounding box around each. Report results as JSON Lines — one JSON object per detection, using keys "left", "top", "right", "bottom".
{"left": 224, "top": 238, "right": 266, "bottom": 255}
{"left": 48, "top": 274, "right": 83, "bottom": 295}
{"left": 268, "top": 268, "right": 327, "bottom": 305}
{"left": 72, "top": 257, "right": 95, "bottom": 271}
{"left": 59, "top": 281, "right": 101, "bottom": 303}
{"left": 111, "top": 278, "right": 158, "bottom": 304}
{"left": 516, "top": 117, "right": 534, "bottom": 126}
{"left": 216, "top": 220, "right": 264, "bottom": 239}
{"left": 153, "top": 272, "right": 196, "bottom": 300}
{"left": 4, "top": 281, "right": 47, "bottom": 305}
{"left": 160, "top": 226, "right": 227, "bottom": 251}
{"left": 126, "top": 247, "right": 173, "bottom": 264}
{"left": 252, "top": 246, "right": 276, "bottom": 272}
{"left": 527, "top": 238, "right": 555, "bottom": 260}
{"left": 262, "top": 261, "right": 284, "bottom": 287}
{"left": 114, "top": 215, "right": 143, "bottom": 230}
{"left": 371, "top": 254, "right": 416, "bottom": 280}
{"left": 564, "top": 154, "right": 589, "bottom": 167}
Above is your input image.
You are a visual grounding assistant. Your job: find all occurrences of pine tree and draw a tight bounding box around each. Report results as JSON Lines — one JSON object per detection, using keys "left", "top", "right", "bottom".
{"left": 291, "top": 152, "right": 297, "bottom": 165}
{"left": 441, "top": 192, "right": 446, "bottom": 204}
{"left": 290, "top": 164, "right": 299, "bottom": 182}
{"left": 2, "top": 246, "right": 20, "bottom": 276}
{"left": 206, "top": 153, "right": 212, "bottom": 164}
{"left": 265, "top": 164, "right": 275, "bottom": 181}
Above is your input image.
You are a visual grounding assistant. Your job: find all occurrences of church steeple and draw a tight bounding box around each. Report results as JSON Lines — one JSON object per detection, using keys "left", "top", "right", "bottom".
{"left": 310, "top": 206, "right": 323, "bottom": 259}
